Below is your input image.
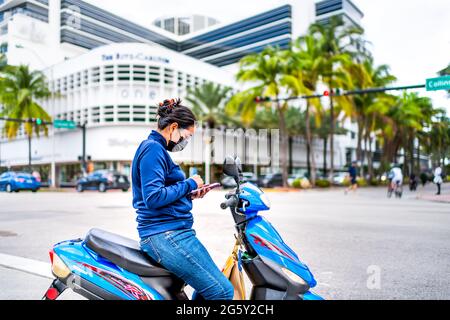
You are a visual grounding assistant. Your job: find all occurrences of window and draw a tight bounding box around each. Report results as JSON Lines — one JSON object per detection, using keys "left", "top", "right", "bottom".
{"left": 104, "top": 65, "right": 114, "bottom": 82}
{"left": 91, "top": 107, "right": 100, "bottom": 123}
{"left": 117, "top": 105, "right": 130, "bottom": 122}
{"left": 92, "top": 67, "right": 100, "bottom": 83}
{"left": 104, "top": 105, "right": 114, "bottom": 122}
{"left": 118, "top": 65, "right": 130, "bottom": 81}
{"left": 132, "top": 65, "right": 146, "bottom": 82}
{"left": 132, "top": 105, "right": 146, "bottom": 122}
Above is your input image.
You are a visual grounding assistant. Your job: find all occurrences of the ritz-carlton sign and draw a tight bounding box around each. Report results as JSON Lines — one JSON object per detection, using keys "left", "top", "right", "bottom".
{"left": 101, "top": 53, "right": 170, "bottom": 64}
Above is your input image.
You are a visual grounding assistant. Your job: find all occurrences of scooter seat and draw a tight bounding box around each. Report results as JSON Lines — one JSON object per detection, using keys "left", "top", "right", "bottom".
{"left": 85, "top": 228, "right": 173, "bottom": 277}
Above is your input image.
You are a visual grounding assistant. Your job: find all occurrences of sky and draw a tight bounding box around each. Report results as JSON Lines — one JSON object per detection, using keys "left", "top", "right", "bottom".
{"left": 86, "top": 0, "right": 450, "bottom": 111}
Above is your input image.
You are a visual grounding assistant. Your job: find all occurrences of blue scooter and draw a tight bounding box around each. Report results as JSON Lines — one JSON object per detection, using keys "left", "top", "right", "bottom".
{"left": 43, "top": 156, "right": 323, "bottom": 300}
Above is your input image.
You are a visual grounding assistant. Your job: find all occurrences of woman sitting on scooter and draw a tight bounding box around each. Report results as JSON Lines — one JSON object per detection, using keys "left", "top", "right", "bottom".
{"left": 131, "top": 98, "right": 234, "bottom": 300}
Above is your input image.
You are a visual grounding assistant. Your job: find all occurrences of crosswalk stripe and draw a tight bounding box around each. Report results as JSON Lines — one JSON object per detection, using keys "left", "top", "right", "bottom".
{"left": 0, "top": 253, "right": 53, "bottom": 279}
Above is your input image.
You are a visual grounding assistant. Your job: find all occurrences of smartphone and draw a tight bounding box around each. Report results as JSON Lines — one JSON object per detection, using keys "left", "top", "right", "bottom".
{"left": 190, "top": 183, "right": 221, "bottom": 198}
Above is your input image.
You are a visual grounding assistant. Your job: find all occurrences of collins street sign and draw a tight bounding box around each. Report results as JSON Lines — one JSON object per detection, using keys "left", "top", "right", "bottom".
{"left": 54, "top": 120, "right": 77, "bottom": 129}
{"left": 426, "top": 75, "right": 450, "bottom": 91}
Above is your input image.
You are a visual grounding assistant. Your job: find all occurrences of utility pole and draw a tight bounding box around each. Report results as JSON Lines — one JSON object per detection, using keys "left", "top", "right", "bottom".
{"left": 81, "top": 123, "right": 87, "bottom": 175}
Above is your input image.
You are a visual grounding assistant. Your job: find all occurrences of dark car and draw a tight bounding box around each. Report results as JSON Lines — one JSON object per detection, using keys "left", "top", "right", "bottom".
{"left": 76, "top": 170, "right": 130, "bottom": 193}
{"left": 221, "top": 172, "right": 259, "bottom": 189}
{"left": 259, "top": 173, "right": 283, "bottom": 188}
{"left": 0, "top": 171, "right": 41, "bottom": 193}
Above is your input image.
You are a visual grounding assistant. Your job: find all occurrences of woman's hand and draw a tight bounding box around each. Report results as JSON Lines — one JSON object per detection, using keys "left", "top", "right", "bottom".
{"left": 191, "top": 175, "right": 204, "bottom": 188}
{"left": 191, "top": 188, "right": 208, "bottom": 200}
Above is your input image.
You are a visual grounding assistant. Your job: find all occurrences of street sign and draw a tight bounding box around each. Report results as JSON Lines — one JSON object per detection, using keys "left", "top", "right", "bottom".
{"left": 426, "top": 75, "right": 450, "bottom": 91}
{"left": 54, "top": 120, "right": 77, "bottom": 129}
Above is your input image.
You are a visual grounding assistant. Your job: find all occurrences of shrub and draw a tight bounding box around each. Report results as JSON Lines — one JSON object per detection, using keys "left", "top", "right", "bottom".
{"left": 357, "top": 177, "right": 368, "bottom": 187}
{"left": 446, "top": 175, "right": 450, "bottom": 183}
{"left": 316, "top": 179, "right": 331, "bottom": 188}
{"left": 292, "top": 178, "right": 302, "bottom": 189}
{"left": 369, "top": 178, "right": 380, "bottom": 186}
{"left": 342, "top": 177, "right": 351, "bottom": 187}
{"left": 292, "top": 178, "right": 311, "bottom": 189}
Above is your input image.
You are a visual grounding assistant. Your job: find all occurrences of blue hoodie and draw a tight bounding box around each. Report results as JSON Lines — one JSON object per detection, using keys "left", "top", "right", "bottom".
{"left": 132, "top": 130, "right": 198, "bottom": 239}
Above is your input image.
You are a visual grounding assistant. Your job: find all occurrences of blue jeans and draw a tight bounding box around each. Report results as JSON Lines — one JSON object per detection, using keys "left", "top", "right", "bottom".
{"left": 140, "top": 228, "right": 234, "bottom": 300}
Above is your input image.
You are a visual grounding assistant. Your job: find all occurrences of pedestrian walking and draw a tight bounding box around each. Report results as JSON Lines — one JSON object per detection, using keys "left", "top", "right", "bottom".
{"left": 345, "top": 161, "right": 358, "bottom": 194}
{"left": 433, "top": 165, "right": 443, "bottom": 195}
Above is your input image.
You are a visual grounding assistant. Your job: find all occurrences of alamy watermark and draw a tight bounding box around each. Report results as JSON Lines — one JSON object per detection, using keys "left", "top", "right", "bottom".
{"left": 366, "top": 265, "right": 381, "bottom": 290}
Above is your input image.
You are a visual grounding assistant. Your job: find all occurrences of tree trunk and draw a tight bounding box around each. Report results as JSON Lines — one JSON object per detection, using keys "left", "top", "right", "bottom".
{"left": 305, "top": 102, "right": 311, "bottom": 179}
{"left": 363, "top": 134, "right": 369, "bottom": 180}
{"left": 416, "top": 140, "right": 421, "bottom": 173}
{"left": 409, "top": 135, "right": 415, "bottom": 176}
{"left": 329, "top": 88, "right": 335, "bottom": 181}
{"left": 28, "top": 134, "right": 32, "bottom": 172}
{"left": 323, "top": 137, "right": 327, "bottom": 177}
{"left": 288, "top": 136, "right": 293, "bottom": 176}
{"left": 305, "top": 101, "right": 316, "bottom": 185}
{"left": 357, "top": 119, "right": 363, "bottom": 165}
{"left": 368, "top": 136, "right": 374, "bottom": 180}
{"left": 277, "top": 102, "right": 289, "bottom": 188}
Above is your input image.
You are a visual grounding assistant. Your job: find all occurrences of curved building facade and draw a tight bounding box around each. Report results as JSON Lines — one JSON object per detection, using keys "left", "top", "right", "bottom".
{"left": 0, "top": 43, "right": 235, "bottom": 185}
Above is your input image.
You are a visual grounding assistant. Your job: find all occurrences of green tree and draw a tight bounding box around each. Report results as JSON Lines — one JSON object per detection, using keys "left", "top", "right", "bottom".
{"left": 308, "top": 16, "right": 365, "bottom": 180}
{"left": 281, "top": 35, "right": 323, "bottom": 184}
{"left": 227, "top": 47, "right": 290, "bottom": 187}
{"left": 186, "top": 81, "right": 233, "bottom": 183}
{"left": 186, "top": 81, "right": 232, "bottom": 129}
{"left": 0, "top": 65, "right": 51, "bottom": 169}
{"left": 341, "top": 58, "right": 396, "bottom": 178}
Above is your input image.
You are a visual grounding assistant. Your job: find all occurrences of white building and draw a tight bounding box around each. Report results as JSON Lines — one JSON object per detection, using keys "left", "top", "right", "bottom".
{"left": 153, "top": 15, "right": 220, "bottom": 36}
{"left": 0, "top": 0, "right": 369, "bottom": 186}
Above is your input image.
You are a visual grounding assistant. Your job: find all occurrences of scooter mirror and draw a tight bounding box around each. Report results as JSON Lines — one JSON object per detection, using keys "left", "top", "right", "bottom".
{"left": 223, "top": 156, "right": 240, "bottom": 183}
{"left": 235, "top": 156, "right": 243, "bottom": 174}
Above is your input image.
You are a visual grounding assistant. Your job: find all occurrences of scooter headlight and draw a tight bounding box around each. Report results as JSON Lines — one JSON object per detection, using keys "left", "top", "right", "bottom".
{"left": 282, "top": 267, "right": 307, "bottom": 285}
{"left": 260, "top": 193, "right": 271, "bottom": 209}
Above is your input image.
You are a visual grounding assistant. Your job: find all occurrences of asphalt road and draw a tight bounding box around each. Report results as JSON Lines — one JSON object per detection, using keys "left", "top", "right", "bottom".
{"left": 0, "top": 183, "right": 449, "bottom": 300}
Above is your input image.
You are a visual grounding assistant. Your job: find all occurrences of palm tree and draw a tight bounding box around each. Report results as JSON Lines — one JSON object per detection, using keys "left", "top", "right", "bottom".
{"left": 308, "top": 16, "right": 366, "bottom": 181}
{"left": 373, "top": 92, "right": 431, "bottom": 171}
{"left": 341, "top": 58, "right": 396, "bottom": 178}
{"left": 312, "top": 110, "right": 347, "bottom": 177}
{"left": 186, "top": 81, "right": 232, "bottom": 129}
{"left": 227, "top": 46, "right": 290, "bottom": 187}
{"left": 281, "top": 35, "right": 323, "bottom": 185}
{"left": 0, "top": 65, "right": 51, "bottom": 170}
{"left": 186, "top": 81, "right": 232, "bottom": 183}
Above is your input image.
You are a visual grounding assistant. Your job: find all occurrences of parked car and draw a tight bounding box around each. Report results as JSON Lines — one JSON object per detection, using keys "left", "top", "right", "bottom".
{"left": 0, "top": 171, "right": 41, "bottom": 193}
{"left": 332, "top": 172, "right": 349, "bottom": 186}
{"left": 76, "top": 170, "right": 130, "bottom": 192}
{"left": 221, "top": 172, "right": 258, "bottom": 189}
{"left": 259, "top": 173, "right": 284, "bottom": 188}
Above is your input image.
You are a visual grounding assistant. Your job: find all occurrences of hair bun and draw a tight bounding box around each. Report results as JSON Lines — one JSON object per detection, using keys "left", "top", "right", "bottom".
{"left": 157, "top": 98, "right": 182, "bottom": 118}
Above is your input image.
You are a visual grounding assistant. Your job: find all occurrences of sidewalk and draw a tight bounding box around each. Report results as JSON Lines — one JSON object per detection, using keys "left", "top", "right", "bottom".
{"left": 416, "top": 183, "right": 450, "bottom": 204}
{"left": 418, "top": 193, "right": 450, "bottom": 203}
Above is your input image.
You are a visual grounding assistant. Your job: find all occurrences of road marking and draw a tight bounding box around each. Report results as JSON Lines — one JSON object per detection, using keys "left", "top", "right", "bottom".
{"left": 0, "top": 253, "right": 53, "bottom": 279}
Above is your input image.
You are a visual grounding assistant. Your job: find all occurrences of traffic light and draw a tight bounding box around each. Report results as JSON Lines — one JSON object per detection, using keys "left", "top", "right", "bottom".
{"left": 35, "top": 118, "right": 42, "bottom": 125}
{"left": 255, "top": 96, "right": 272, "bottom": 103}
{"left": 323, "top": 90, "right": 330, "bottom": 97}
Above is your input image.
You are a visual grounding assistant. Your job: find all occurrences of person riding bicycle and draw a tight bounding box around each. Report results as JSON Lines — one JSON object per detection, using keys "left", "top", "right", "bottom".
{"left": 388, "top": 164, "right": 403, "bottom": 196}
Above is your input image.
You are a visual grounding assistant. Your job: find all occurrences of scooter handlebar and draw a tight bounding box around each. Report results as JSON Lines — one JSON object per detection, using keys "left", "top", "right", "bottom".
{"left": 220, "top": 196, "right": 238, "bottom": 210}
